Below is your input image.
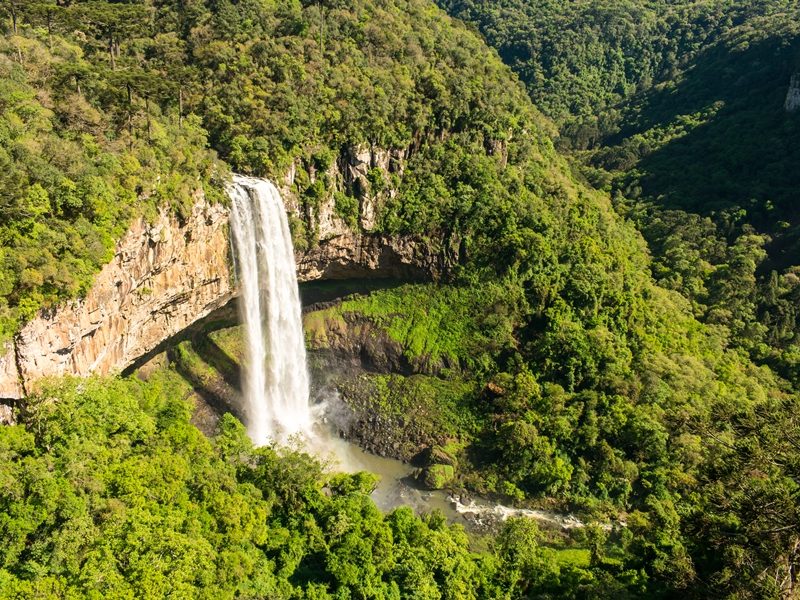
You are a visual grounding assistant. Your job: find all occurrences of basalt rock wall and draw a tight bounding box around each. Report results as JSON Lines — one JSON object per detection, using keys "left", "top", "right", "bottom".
{"left": 0, "top": 155, "right": 449, "bottom": 401}
{"left": 1, "top": 195, "right": 235, "bottom": 401}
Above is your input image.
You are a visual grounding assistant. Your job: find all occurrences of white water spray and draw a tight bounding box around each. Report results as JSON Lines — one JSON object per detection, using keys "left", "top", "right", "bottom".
{"left": 226, "top": 175, "right": 311, "bottom": 445}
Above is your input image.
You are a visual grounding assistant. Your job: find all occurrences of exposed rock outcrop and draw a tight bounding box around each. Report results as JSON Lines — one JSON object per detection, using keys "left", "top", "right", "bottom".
{"left": 340, "top": 144, "right": 406, "bottom": 231}
{"left": 304, "top": 308, "right": 454, "bottom": 376}
{"left": 279, "top": 144, "right": 407, "bottom": 238}
{"left": 0, "top": 402, "right": 14, "bottom": 425}
{"left": 0, "top": 148, "right": 449, "bottom": 399}
{"left": 324, "top": 373, "right": 442, "bottom": 462}
{"left": 297, "top": 232, "right": 444, "bottom": 282}
{"left": 0, "top": 342, "right": 22, "bottom": 399}
{"left": 303, "top": 297, "right": 461, "bottom": 463}
{"left": 786, "top": 74, "right": 800, "bottom": 112}
{"left": 305, "top": 311, "right": 413, "bottom": 376}
{"left": 4, "top": 195, "right": 235, "bottom": 399}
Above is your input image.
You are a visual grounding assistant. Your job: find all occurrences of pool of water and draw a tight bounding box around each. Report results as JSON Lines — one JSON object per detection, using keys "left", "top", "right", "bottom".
{"left": 308, "top": 431, "right": 469, "bottom": 523}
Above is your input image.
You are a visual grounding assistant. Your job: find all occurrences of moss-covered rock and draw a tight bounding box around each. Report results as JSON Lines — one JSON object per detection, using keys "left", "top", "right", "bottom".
{"left": 323, "top": 371, "right": 480, "bottom": 463}
{"left": 428, "top": 445, "right": 458, "bottom": 468}
{"left": 422, "top": 464, "right": 455, "bottom": 489}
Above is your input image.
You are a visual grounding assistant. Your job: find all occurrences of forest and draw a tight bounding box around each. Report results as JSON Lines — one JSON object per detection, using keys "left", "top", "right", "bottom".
{"left": 438, "top": 0, "right": 800, "bottom": 381}
{"left": 1, "top": 0, "right": 799, "bottom": 598}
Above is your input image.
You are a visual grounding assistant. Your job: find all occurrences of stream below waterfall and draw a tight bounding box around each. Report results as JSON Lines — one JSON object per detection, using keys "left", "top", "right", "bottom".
{"left": 315, "top": 434, "right": 589, "bottom": 534}
{"left": 226, "top": 175, "right": 591, "bottom": 535}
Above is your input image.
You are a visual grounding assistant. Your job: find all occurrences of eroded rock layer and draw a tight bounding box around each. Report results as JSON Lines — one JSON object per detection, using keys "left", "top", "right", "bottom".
{"left": 4, "top": 195, "right": 234, "bottom": 399}
{"left": 0, "top": 166, "right": 445, "bottom": 399}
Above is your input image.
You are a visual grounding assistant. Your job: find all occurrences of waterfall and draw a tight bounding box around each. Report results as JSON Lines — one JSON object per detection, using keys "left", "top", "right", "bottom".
{"left": 226, "top": 175, "right": 311, "bottom": 445}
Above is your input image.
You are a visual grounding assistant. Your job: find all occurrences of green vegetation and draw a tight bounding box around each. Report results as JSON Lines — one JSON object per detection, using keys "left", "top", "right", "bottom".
{"left": 437, "top": 0, "right": 796, "bottom": 142}
{"left": 423, "top": 464, "right": 455, "bottom": 489}
{"left": 338, "top": 283, "right": 523, "bottom": 375}
{"left": 0, "top": 374, "right": 613, "bottom": 599}
{"left": 336, "top": 371, "right": 480, "bottom": 459}
{"left": 0, "top": 33, "right": 221, "bottom": 340}
{"left": 438, "top": 0, "right": 800, "bottom": 380}
{"left": 1, "top": 0, "right": 799, "bottom": 598}
{"left": 0, "top": 0, "right": 540, "bottom": 337}
{"left": 312, "top": 278, "right": 799, "bottom": 596}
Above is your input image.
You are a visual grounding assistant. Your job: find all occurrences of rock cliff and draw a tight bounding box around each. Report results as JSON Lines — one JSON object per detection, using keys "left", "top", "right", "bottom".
{"left": 786, "top": 74, "right": 800, "bottom": 112}
{"left": 0, "top": 151, "right": 448, "bottom": 401}
{"left": 2, "top": 195, "right": 235, "bottom": 400}
{"left": 304, "top": 308, "right": 455, "bottom": 377}
{"left": 0, "top": 342, "right": 22, "bottom": 399}
{"left": 279, "top": 143, "right": 407, "bottom": 240}
{"left": 297, "top": 232, "right": 443, "bottom": 282}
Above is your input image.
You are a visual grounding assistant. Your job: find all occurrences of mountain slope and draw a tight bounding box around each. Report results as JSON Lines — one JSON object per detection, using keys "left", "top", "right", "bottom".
{"left": 0, "top": 0, "right": 798, "bottom": 597}
{"left": 438, "top": 0, "right": 800, "bottom": 380}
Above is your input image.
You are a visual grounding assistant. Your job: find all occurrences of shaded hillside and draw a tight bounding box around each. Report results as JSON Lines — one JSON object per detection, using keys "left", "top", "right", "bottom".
{"left": 595, "top": 20, "right": 800, "bottom": 372}
{"left": 602, "top": 25, "right": 800, "bottom": 253}
{"left": 437, "top": 0, "right": 795, "bottom": 141}
{"left": 439, "top": 0, "right": 800, "bottom": 376}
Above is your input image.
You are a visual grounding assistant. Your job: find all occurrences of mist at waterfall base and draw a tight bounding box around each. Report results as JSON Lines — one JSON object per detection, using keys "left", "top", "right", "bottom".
{"left": 225, "top": 175, "right": 586, "bottom": 529}
{"left": 225, "top": 176, "right": 406, "bottom": 477}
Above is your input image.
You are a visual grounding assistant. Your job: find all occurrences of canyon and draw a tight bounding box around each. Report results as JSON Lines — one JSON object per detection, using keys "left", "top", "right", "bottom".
{"left": 0, "top": 147, "right": 453, "bottom": 405}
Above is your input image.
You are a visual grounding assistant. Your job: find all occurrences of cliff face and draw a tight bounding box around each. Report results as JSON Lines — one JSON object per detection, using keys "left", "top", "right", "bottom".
{"left": 298, "top": 232, "right": 444, "bottom": 281}
{"left": 0, "top": 342, "right": 22, "bottom": 399}
{"left": 0, "top": 152, "right": 447, "bottom": 401}
{"left": 786, "top": 74, "right": 800, "bottom": 112}
{"left": 3, "top": 195, "right": 235, "bottom": 400}
{"left": 304, "top": 309, "right": 455, "bottom": 377}
{"left": 279, "top": 143, "right": 408, "bottom": 239}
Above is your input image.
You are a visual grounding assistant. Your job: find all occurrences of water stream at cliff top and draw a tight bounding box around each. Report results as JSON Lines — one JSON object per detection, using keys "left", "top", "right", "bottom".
{"left": 227, "top": 175, "right": 311, "bottom": 445}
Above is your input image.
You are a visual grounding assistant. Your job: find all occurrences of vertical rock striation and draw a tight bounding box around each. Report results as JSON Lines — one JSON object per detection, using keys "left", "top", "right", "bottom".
{"left": 3, "top": 195, "right": 235, "bottom": 399}
{"left": 0, "top": 342, "right": 23, "bottom": 399}
{"left": 786, "top": 74, "right": 800, "bottom": 112}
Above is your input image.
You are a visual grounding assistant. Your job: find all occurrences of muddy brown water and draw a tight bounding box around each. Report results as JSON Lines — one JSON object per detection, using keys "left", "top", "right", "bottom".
{"left": 309, "top": 432, "right": 589, "bottom": 533}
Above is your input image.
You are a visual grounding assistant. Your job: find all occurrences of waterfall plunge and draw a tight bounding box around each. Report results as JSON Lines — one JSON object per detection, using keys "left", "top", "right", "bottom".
{"left": 227, "top": 175, "right": 311, "bottom": 445}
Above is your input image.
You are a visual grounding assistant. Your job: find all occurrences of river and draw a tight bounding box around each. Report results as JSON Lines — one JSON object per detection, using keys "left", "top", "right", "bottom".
{"left": 310, "top": 431, "right": 590, "bottom": 533}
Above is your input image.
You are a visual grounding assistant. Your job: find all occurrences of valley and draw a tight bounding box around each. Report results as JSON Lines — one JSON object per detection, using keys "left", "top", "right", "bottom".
{"left": 0, "top": 0, "right": 798, "bottom": 598}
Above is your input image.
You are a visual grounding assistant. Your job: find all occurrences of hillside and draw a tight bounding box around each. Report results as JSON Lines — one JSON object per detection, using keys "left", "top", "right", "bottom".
{"left": 0, "top": 0, "right": 543, "bottom": 340}
{"left": 0, "top": 0, "right": 798, "bottom": 598}
{"left": 439, "top": 0, "right": 800, "bottom": 379}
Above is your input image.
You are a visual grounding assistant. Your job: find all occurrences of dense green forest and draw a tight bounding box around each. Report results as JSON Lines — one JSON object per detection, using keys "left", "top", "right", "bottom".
{"left": 1, "top": 0, "right": 799, "bottom": 598}
{"left": 0, "top": 0, "right": 538, "bottom": 340}
{"left": 438, "top": 0, "right": 800, "bottom": 382}
{"left": 1, "top": 373, "right": 597, "bottom": 599}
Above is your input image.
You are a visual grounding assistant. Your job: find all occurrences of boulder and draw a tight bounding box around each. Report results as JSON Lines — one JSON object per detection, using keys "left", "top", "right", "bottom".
{"left": 421, "top": 464, "right": 455, "bottom": 490}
